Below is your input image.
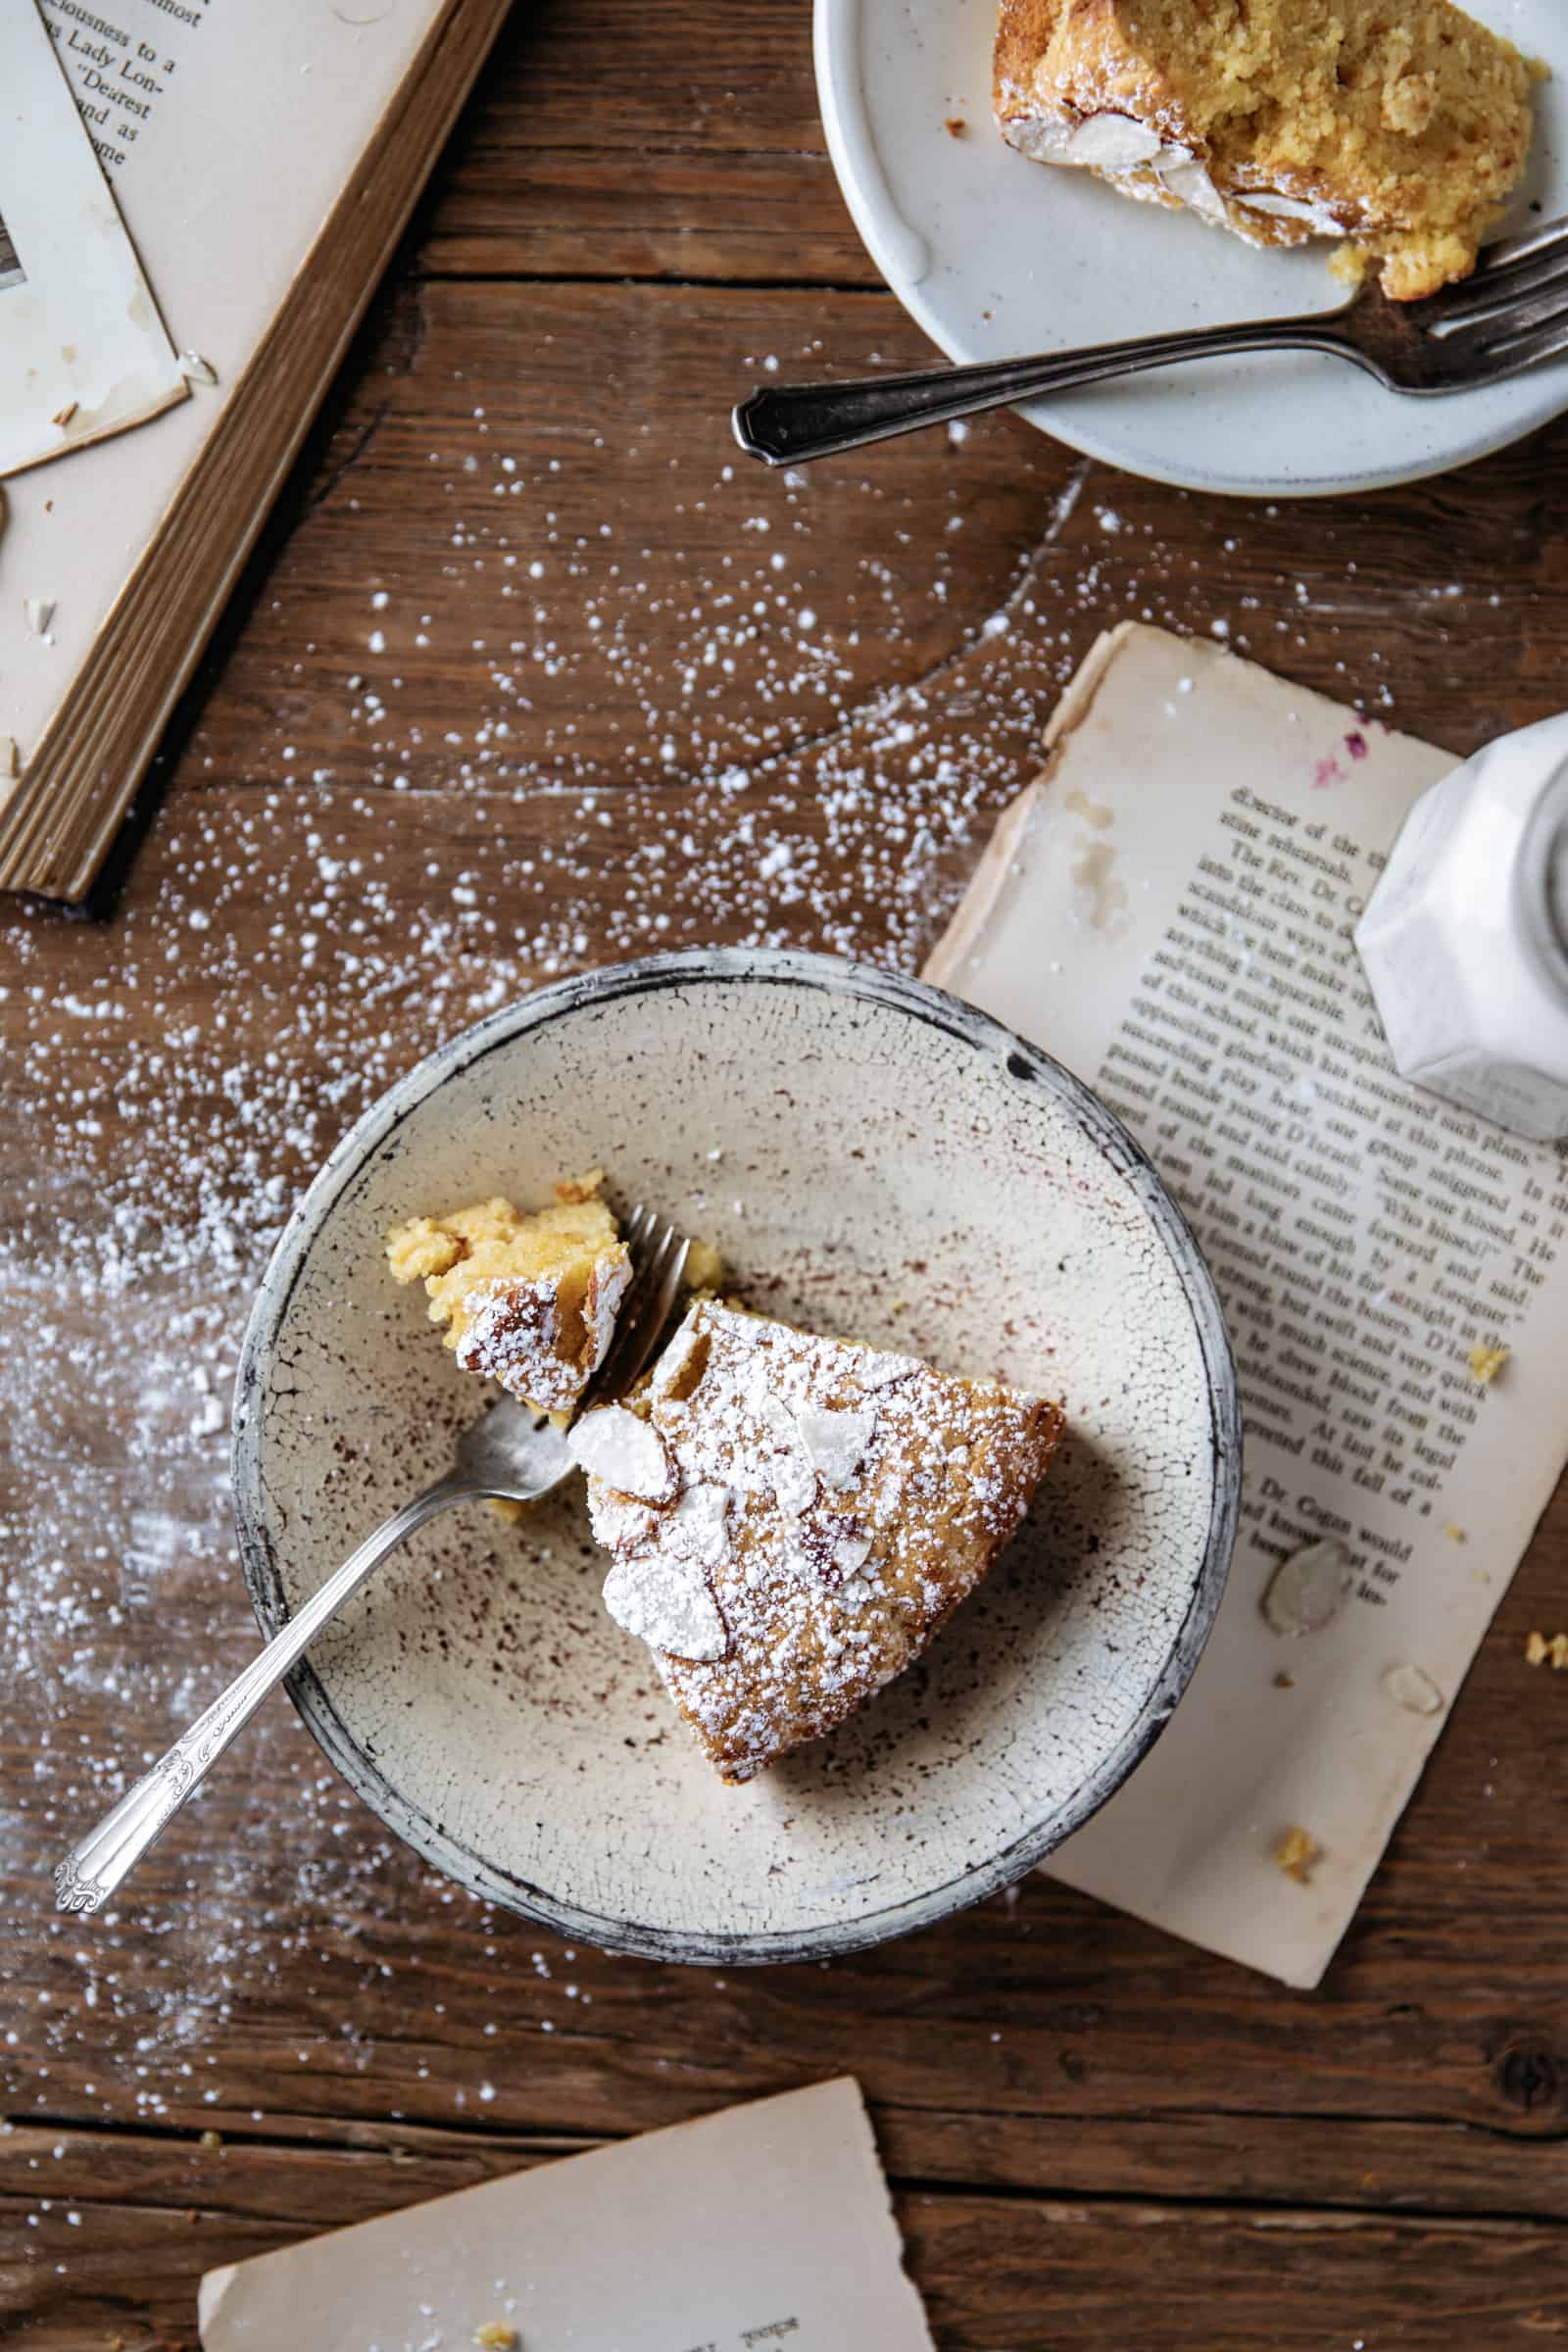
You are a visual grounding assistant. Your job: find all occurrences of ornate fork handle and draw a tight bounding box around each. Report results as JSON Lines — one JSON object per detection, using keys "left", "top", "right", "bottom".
{"left": 54, "top": 1474, "right": 473, "bottom": 1915}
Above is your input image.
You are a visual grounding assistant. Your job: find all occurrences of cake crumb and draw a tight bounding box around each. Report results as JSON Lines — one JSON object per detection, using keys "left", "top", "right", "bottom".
{"left": 1444, "top": 1522, "right": 1468, "bottom": 1544}
{"left": 552, "top": 1168, "right": 605, "bottom": 1205}
{"left": 1525, "top": 1630, "right": 1549, "bottom": 1666}
{"left": 51, "top": 401, "right": 77, "bottom": 428}
{"left": 1467, "top": 1342, "right": 1509, "bottom": 1386}
{"left": 474, "top": 2326, "right": 519, "bottom": 2349}
{"left": 685, "top": 1237, "right": 724, "bottom": 1292}
{"left": 1274, "top": 1827, "right": 1321, "bottom": 1884}
{"left": 944, "top": 116, "right": 967, "bottom": 137}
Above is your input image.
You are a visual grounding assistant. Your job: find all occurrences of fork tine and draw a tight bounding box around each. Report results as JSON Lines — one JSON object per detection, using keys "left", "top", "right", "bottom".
{"left": 1458, "top": 279, "right": 1568, "bottom": 360}
{"left": 1463, "top": 311, "right": 1568, "bottom": 390}
{"left": 616, "top": 1233, "right": 693, "bottom": 1393}
{"left": 1431, "top": 250, "right": 1568, "bottom": 335}
{"left": 586, "top": 1219, "right": 691, "bottom": 1404}
{"left": 621, "top": 1201, "right": 657, "bottom": 1252}
{"left": 1471, "top": 211, "right": 1568, "bottom": 283}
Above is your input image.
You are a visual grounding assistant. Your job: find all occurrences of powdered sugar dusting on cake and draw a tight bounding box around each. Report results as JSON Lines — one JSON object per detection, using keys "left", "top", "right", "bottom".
{"left": 602, "top": 1549, "right": 728, "bottom": 1663}
{"left": 455, "top": 1276, "right": 575, "bottom": 1406}
{"left": 567, "top": 1403, "right": 675, "bottom": 1500}
{"left": 582, "top": 1300, "right": 1062, "bottom": 1781}
{"left": 586, "top": 1252, "right": 632, "bottom": 1375}
{"left": 793, "top": 1404, "right": 878, "bottom": 1491}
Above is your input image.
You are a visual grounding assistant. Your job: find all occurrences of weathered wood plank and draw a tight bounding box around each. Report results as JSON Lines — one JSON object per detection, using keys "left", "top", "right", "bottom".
{"left": 416, "top": 2, "right": 870, "bottom": 282}
{"left": 171, "top": 277, "right": 1568, "bottom": 831}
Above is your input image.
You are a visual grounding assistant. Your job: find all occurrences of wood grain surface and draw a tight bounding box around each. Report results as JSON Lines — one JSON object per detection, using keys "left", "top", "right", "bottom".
{"left": 5, "top": 4, "right": 1568, "bottom": 2345}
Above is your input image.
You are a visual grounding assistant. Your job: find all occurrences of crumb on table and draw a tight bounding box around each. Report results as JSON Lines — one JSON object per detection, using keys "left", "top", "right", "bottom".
{"left": 474, "top": 2325, "right": 519, "bottom": 2350}
{"left": 1524, "top": 1631, "right": 1568, "bottom": 1669}
{"left": 1467, "top": 1342, "right": 1509, "bottom": 1387}
{"left": 944, "top": 116, "right": 967, "bottom": 136}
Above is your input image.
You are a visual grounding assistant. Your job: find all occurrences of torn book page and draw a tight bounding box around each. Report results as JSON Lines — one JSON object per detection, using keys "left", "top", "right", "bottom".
{"left": 0, "top": 0, "right": 185, "bottom": 477}
{"left": 198, "top": 2079, "right": 935, "bottom": 2352}
{"left": 926, "top": 621, "right": 1568, "bottom": 1988}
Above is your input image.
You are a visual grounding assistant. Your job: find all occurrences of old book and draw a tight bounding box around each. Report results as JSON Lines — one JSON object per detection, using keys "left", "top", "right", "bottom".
{"left": 0, "top": 0, "right": 513, "bottom": 901}
{"left": 927, "top": 622, "right": 1568, "bottom": 1986}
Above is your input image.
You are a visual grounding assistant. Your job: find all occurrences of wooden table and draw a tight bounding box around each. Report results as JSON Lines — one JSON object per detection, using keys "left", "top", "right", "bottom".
{"left": 6, "top": 6, "right": 1568, "bottom": 2343}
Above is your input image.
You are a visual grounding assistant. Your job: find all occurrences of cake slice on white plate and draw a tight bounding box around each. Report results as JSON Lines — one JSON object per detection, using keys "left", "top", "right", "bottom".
{"left": 995, "top": 0, "right": 1539, "bottom": 300}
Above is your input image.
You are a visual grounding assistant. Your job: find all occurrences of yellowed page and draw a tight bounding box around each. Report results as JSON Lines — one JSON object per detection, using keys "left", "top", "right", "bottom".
{"left": 198, "top": 2079, "right": 935, "bottom": 2352}
{"left": 0, "top": 0, "right": 459, "bottom": 776}
{"left": 927, "top": 623, "right": 1568, "bottom": 1987}
{"left": 0, "top": 0, "right": 184, "bottom": 476}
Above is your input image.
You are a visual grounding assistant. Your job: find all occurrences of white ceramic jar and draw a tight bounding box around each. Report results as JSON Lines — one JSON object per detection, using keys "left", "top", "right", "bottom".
{"left": 1355, "top": 713, "right": 1568, "bottom": 1143}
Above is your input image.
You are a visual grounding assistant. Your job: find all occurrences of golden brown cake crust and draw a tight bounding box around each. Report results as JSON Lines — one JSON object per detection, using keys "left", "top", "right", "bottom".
{"left": 995, "top": 0, "right": 1538, "bottom": 299}
{"left": 580, "top": 1300, "right": 1064, "bottom": 1782}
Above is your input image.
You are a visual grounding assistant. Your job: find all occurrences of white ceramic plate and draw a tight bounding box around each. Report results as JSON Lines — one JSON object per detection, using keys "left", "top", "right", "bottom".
{"left": 234, "top": 953, "right": 1239, "bottom": 1963}
{"left": 815, "top": 0, "right": 1568, "bottom": 496}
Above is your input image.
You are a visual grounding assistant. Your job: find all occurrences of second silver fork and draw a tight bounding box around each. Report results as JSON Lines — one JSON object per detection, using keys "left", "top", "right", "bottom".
{"left": 734, "top": 212, "right": 1568, "bottom": 466}
{"left": 54, "top": 1205, "right": 692, "bottom": 1918}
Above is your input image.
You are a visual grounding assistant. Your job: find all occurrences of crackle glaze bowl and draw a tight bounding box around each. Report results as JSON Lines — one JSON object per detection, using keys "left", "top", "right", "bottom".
{"left": 233, "top": 950, "right": 1239, "bottom": 1962}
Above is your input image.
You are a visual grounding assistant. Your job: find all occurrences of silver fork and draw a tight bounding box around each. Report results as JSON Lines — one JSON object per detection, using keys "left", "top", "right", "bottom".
{"left": 54, "top": 1206, "right": 692, "bottom": 1917}
{"left": 734, "top": 213, "right": 1568, "bottom": 466}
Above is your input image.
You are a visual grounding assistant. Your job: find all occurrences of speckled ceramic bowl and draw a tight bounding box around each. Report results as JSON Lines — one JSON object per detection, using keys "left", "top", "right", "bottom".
{"left": 233, "top": 950, "right": 1240, "bottom": 1962}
